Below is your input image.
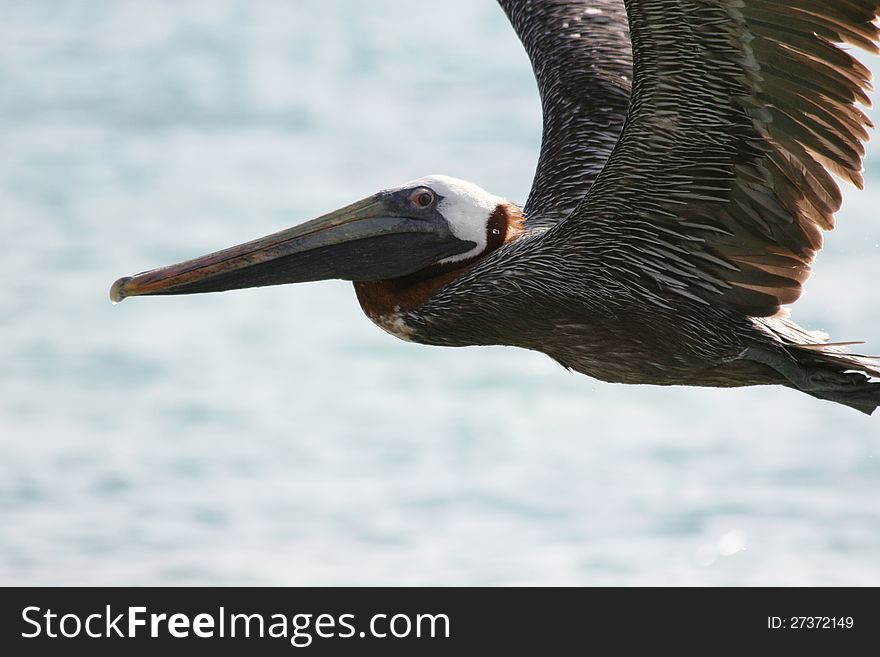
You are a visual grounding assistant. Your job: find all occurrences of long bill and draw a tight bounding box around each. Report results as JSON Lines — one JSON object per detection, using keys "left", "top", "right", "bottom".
{"left": 109, "top": 193, "right": 473, "bottom": 303}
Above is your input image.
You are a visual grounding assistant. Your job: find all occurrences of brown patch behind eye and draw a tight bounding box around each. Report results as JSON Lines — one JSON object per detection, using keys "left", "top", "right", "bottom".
{"left": 354, "top": 201, "right": 525, "bottom": 319}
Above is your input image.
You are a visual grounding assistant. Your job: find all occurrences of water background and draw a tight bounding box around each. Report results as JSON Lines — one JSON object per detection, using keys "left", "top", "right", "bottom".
{"left": 1, "top": 0, "right": 879, "bottom": 585}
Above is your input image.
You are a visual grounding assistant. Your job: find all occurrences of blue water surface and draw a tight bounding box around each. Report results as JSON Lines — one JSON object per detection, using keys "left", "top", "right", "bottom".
{"left": 1, "top": 0, "right": 878, "bottom": 585}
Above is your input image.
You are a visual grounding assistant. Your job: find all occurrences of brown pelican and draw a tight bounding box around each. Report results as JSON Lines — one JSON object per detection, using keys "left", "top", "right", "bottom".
{"left": 111, "top": 0, "right": 880, "bottom": 415}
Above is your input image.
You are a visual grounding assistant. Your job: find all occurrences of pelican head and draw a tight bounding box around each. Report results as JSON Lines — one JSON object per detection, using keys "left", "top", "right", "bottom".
{"left": 110, "top": 176, "right": 523, "bottom": 320}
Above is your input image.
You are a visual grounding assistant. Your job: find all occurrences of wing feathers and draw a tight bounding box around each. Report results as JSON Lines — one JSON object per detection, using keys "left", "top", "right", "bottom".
{"left": 562, "top": 0, "right": 879, "bottom": 317}
{"left": 498, "top": 0, "right": 632, "bottom": 226}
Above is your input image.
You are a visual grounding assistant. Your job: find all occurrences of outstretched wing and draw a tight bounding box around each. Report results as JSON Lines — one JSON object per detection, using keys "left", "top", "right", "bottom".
{"left": 498, "top": 0, "right": 632, "bottom": 227}
{"left": 557, "top": 0, "right": 879, "bottom": 317}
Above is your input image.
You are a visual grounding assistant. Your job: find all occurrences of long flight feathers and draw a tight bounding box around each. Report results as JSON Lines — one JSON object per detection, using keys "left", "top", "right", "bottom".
{"left": 556, "top": 0, "right": 880, "bottom": 317}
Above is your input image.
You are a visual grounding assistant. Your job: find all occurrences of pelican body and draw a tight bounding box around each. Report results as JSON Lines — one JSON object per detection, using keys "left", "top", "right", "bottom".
{"left": 112, "top": 0, "right": 880, "bottom": 415}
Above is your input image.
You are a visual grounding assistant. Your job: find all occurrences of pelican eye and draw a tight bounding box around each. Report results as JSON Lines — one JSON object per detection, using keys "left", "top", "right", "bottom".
{"left": 410, "top": 189, "right": 435, "bottom": 208}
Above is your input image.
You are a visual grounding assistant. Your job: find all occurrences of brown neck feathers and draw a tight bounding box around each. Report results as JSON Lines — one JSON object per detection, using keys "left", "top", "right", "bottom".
{"left": 354, "top": 202, "right": 524, "bottom": 320}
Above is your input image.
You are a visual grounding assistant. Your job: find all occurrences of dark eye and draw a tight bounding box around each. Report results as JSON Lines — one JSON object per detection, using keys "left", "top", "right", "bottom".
{"left": 411, "top": 189, "right": 435, "bottom": 208}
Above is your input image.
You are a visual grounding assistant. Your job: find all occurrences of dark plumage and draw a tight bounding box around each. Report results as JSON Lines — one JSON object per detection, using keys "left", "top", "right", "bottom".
{"left": 498, "top": 0, "right": 632, "bottom": 225}
{"left": 112, "top": 0, "right": 880, "bottom": 414}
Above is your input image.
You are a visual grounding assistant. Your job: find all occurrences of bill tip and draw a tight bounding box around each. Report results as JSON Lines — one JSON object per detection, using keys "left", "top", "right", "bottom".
{"left": 109, "top": 276, "right": 131, "bottom": 304}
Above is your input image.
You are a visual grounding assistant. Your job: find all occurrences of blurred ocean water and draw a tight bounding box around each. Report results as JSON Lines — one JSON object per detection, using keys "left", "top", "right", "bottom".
{"left": 1, "top": 0, "right": 878, "bottom": 586}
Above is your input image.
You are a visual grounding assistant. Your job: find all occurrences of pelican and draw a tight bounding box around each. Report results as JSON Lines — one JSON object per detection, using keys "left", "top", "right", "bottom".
{"left": 111, "top": 0, "right": 880, "bottom": 415}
